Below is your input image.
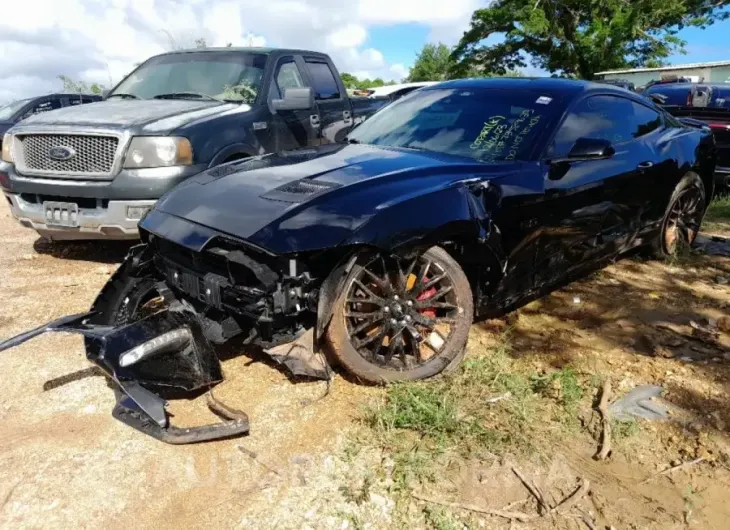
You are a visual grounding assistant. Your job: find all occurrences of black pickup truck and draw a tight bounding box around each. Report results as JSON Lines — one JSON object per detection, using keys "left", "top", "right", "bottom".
{"left": 0, "top": 48, "right": 388, "bottom": 240}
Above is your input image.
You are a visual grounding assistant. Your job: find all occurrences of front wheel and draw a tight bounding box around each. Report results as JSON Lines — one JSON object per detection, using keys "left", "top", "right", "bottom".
{"left": 325, "top": 246, "right": 474, "bottom": 384}
{"left": 653, "top": 173, "right": 706, "bottom": 258}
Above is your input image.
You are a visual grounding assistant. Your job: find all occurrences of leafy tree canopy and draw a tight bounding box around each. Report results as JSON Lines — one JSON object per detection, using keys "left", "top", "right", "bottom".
{"left": 340, "top": 73, "right": 396, "bottom": 90}
{"left": 58, "top": 75, "right": 105, "bottom": 95}
{"left": 452, "top": 0, "right": 730, "bottom": 80}
{"left": 406, "top": 42, "right": 453, "bottom": 82}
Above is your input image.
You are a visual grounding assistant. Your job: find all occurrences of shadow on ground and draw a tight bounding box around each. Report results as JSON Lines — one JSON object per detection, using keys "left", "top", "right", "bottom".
{"left": 477, "top": 233, "right": 730, "bottom": 438}
{"left": 33, "top": 237, "right": 134, "bottom": 264}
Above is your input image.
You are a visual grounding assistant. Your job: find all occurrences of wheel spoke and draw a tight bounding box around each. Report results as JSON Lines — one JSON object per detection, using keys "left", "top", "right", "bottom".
{"left": 416, "top": 301, "right": 459, "bottom": 310}
{"left": 344, "top": 311, "right": 381, "bottom": 320}
{"left": 353, "top": 326, "right": 388, "bottom": 349}
{"left": 410, "top": 312, "right": 436, "bottom": 329}
{"left": 361, "top": 267, "right": 388, "bottom": 292}
{"left": 350, "top": 319, "right": 380, "bottom": 336}
{"left": 352, "top": 279, "right": 385, "bottom": 304}
{"left": 412, "top": 272, "right": 448, "bottom": 297}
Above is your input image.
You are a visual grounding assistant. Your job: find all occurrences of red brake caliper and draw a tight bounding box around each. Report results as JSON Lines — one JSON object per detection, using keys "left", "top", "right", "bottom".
{"left": 417, "top": 285, "right": 437, "bottom": 319}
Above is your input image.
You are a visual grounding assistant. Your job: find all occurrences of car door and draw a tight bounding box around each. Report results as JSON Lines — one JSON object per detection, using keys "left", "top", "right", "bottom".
{"left": 268, "top": 56, "right": 321, "bottom": 152}
{"left": 534, "top": 94, "right": 659, "bottom": 286}
{"left": 302, "top": 57, "right": 353, "bottom": 144}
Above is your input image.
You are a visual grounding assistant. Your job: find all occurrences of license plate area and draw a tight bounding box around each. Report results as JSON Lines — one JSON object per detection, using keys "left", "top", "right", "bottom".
{"left": 43, "top": 201, "right": 79, "bottom": 227}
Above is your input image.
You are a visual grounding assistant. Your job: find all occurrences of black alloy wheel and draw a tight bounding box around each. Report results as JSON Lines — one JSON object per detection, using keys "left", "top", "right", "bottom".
{"left": 326, "top": 246, "right": 473, "bottom": 383}
{"left": 661, "top": 175, "right": 706, "bottom": 256}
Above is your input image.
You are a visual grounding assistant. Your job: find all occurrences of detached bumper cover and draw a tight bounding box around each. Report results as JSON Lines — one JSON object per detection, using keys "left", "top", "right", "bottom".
{"left": 0, "top": 308, "right": 250, "bottom": 444}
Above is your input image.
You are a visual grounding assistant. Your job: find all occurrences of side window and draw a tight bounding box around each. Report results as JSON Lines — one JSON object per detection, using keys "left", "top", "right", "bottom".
{"left": 275, "top": 60, "right": 305, "bottom": 97}
{"left": 304, "top": 60, "right": 340, "bottom": 100}
{"left": 550, "top": 95, "right": 640, "bottom": 157}
{"left": 20, "top": 98, "right": 62, "bottom": 120}
{"left": 629, "top": 101, "right": 662, "bottom": 138}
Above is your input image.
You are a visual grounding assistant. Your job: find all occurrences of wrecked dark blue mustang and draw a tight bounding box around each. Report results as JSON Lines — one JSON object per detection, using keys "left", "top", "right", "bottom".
{"left": 0, "top": 78, "right": 717, "bottom": 443}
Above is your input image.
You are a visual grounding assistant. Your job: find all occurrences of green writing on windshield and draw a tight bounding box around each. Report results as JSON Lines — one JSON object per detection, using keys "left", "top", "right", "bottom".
{"left": 472, "top": 109, "right": 542, "bottom": 161}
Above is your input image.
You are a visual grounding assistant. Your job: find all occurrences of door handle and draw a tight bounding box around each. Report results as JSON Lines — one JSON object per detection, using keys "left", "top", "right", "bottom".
{"left": 309, "top": 114, "right": 320, "bottom": 128}
{"left": 637, "top": 161, "right": 654, "bottom": 170}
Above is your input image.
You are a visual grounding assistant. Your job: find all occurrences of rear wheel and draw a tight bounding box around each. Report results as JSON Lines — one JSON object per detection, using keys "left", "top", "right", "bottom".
{"left": 325, "top": 246, "right": 474, "bottom": 384}
{"left": 654, "top": 173, "right": 706, "bottom": 258}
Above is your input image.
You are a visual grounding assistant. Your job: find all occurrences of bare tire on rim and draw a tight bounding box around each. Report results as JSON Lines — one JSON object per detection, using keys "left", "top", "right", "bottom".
{"left": 325, "top": 246, "right": 474, "bottom": 384}
{"left": 654, "top": 173, "right": 706, "bottom": 258}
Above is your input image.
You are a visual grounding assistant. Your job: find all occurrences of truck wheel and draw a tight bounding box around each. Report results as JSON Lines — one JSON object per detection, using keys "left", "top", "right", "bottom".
{"left": 325, "top": 246, "right": 473, "bottom": 384}
{"left": 653, "top": 173, "right": 706, "bottom": 258}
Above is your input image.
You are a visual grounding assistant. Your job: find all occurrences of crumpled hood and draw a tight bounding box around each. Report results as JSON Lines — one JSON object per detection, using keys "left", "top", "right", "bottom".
{"left": 16, "top": 99, "right": 238, "bottom": 131}
{"left": 149, "top": 143, "right": 524, "bottom": 254}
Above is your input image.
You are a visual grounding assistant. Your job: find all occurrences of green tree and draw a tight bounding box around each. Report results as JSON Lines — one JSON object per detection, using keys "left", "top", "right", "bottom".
{"left": 452, "top": 0, "right": 730, "bottom": 80}
{"left": 58, "top": 75, "right": 105, "bottom": 95}
{"left": 407, "top": 42, "right": 453, "bottom": 82}
{"left": 340, "top": 72, "right": 359, "bottom": 88}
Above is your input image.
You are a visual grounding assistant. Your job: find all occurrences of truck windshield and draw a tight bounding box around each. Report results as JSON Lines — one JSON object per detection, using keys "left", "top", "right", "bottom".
{"left": 110, "top": 51, "right": 268, "bottom": 104}
{"left": 348, "top": 88, "right": 559, "bottom": 162}
{"left": 0, "top": 98, "right": 31, "bottom": 120}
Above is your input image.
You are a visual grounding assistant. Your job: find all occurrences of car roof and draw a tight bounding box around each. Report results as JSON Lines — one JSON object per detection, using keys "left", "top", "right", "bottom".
{"left": 425, "top": 77, "right": 644, "bottom": 101}
{"left": 154, "top": 47, "right": 330, "bottom": 59}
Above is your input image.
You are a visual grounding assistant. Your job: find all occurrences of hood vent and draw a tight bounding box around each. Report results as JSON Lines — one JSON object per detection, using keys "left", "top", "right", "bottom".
{"left": 261, "top": 179, "right": 340, "bottom": 203}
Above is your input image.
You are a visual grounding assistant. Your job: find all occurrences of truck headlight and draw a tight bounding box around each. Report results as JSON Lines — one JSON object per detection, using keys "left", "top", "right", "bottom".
{"left": 1, "top": 133, "right": 14, "bottom": 163}
{"left": 123, "top": 137, "right": 193, "bottom": 169}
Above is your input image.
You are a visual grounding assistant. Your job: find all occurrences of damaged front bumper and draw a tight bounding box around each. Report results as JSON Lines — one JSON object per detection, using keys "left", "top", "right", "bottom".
{"left": 0, "top": 308, "right": 250, "bottom": 444}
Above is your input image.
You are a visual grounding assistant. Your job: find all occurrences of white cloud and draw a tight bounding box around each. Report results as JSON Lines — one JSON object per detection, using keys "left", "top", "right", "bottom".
{"left": 327, "top": 24, "right": 368, "bottom": 49}
{"left": 0, "top": 0, "right": 480, "bottom": 103}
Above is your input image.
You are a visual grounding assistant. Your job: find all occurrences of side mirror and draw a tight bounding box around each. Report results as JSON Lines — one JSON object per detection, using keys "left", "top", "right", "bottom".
{"left": 567, "top": 137, "right": 615, "bottom": 160}
{"left": 271, "top": 87, "right": 314, "bottom": 112}
{"left": 101, "top": 89, "right": 110, "bottom": 99}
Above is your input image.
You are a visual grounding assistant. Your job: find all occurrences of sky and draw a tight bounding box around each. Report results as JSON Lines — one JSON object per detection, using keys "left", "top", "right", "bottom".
{"left": 1, "top": 0, "right": 729, "bottom": 104}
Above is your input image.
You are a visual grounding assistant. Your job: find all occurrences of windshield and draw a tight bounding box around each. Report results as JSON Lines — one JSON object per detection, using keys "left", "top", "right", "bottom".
{"left": 110, "top": 51, "right": 268, "bottom": 104}
{"left": 348, "top": 88, "right": 559, "bottom": 162}
{"left": 0, "top": 98, "right": 31, "bottom": 121}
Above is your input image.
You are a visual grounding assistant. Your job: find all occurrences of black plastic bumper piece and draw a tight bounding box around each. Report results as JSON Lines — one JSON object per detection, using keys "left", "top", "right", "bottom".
{"left": 113, "top": 390, "right": 250, "bottom": 445}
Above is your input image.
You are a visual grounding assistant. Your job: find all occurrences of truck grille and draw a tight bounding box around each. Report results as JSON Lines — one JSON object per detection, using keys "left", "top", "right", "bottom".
{"left": 15, "top": 133, "right": 119, "bottom": 177}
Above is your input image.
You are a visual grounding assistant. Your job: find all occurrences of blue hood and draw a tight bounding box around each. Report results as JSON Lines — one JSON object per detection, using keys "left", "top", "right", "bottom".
{"left": 148, "top": 143, "right": 525, "bottom": 254}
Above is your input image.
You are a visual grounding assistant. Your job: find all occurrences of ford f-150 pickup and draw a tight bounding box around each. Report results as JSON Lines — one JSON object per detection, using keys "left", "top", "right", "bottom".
{"left": 0, "top": 47, "right": 388, "bottom": 240}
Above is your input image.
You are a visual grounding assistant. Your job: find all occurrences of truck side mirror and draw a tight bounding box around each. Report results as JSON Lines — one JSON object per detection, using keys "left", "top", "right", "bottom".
{"left": 271, "top": 87, "right": 314, "bottom": 112}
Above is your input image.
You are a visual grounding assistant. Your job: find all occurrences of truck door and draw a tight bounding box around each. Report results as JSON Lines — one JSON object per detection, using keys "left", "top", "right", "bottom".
{"left": 302, "top": 57, "right": 353, "bottom": 144}
{"left": 268, "top": 56, "right": 321, "bottom": 151}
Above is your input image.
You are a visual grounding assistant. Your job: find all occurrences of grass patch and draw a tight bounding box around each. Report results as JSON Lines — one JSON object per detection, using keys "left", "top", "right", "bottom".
{"left": 362, "top": 335, "right": 591, "bottom": 492}
{"left": 704, "top": 195, "right": 730, "bottom": 233}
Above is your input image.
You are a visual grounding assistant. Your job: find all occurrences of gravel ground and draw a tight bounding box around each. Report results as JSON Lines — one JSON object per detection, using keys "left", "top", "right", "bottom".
{"left": 0, "top": 208, "right": 381, "bottom": 529}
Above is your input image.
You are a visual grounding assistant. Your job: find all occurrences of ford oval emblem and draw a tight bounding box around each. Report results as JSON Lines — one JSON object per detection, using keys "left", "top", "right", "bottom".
{"left": 48, "top": 146, "right": 76, "bottom": 161}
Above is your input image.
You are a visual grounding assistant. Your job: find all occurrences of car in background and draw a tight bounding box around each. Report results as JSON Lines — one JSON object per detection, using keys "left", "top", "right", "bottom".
{"left": 0, "top": 93, "right": 101, "bottom": 150}
{"left": 366, "top": 82, "right": 439, "bottom": 101}
{"left": 598, "top": 79, "right": 636, "bottom": 92}
{"left": 644, "top": 82, "right": 730, "bottom": 191}
{"left": 637, "top": 76, "right": 693, "bottom": 93}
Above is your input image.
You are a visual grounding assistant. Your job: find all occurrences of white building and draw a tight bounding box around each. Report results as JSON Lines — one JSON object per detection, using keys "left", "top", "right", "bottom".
{"left": 596, "top": 60, "right": 730, "bottom": 88}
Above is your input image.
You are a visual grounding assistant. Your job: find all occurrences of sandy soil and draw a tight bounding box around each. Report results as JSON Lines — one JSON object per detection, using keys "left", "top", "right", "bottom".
{"left": 2, "top": 205, "right": 730, "bottom": 529}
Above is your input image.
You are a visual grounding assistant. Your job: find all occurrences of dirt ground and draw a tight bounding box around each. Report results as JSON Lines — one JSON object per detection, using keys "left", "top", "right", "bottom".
{"left": 2, "top": 204, "right": 730, "bottom": 529}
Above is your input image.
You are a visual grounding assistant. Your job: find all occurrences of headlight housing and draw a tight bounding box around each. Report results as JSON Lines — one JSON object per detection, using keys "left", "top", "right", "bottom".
{"left": 1, "top": 133, "right": 14, "bottom": 163}
{"left": 123, "top": 136, "right": 193, "bottom": 169}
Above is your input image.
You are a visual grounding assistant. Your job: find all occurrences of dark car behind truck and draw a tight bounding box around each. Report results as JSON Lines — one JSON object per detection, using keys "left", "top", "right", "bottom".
{"left": 644, "top": 83, "right": 730, "bottom": 190}
{"left": 0, "top": 48, "right": 388, "bottom": 240}
{"left": 0, "top": 93, "right": 101, "bottom": 151}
